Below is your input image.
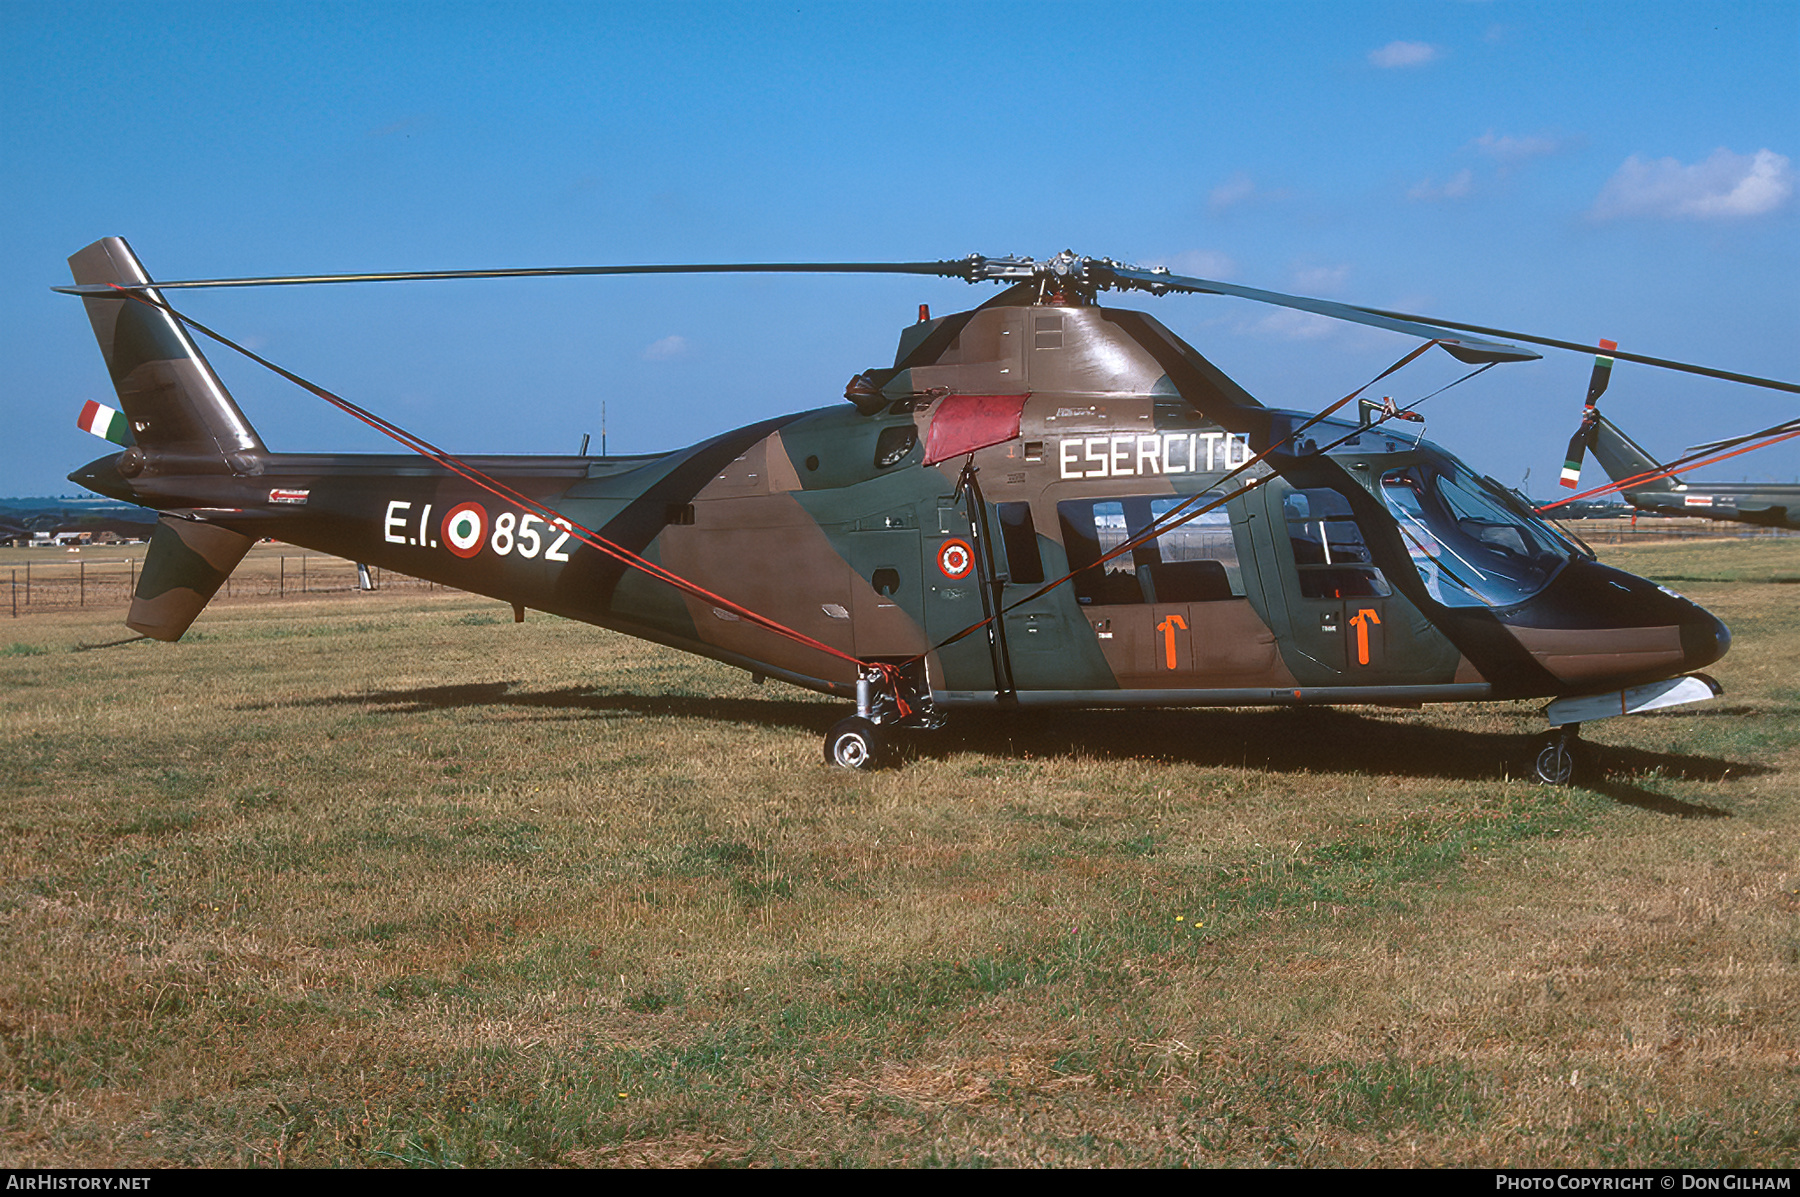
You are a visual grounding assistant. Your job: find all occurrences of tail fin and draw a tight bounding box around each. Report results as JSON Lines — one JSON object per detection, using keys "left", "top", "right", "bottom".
{"left": 67, "top": 238, "right": 264, "bottom": 468}
{"left": 1589, "top": 411, "right": 1681, "bottom": 493}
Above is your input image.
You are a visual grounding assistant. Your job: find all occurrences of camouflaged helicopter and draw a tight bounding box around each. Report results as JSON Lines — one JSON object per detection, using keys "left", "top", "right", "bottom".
{"left": 1554, "top": 342, "right": 1800, "bottom": 530}
{"left": 62, "top": 238, "right": 1787, "bottom": 784}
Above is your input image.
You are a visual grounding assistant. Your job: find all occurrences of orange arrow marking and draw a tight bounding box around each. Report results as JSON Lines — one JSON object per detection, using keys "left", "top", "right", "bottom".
{"left": 1156, "top": 613, "right": 1188, "bottom": 670}
{"left": 1349, "top": 607, "right": 1381, "bottom": 665}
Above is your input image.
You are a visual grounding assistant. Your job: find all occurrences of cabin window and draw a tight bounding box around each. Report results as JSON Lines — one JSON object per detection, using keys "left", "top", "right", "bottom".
{"left": 1281, "top": 488, "right": 1389, "bottom": 599}
{"left": 996, "top": 502, "right": 1044, "bottom": 584}
{"left": 1056, "top": 494, "right": 1242, "bottom": 605}
{"left": 1146, "top": 496, "right": 1242, "bottom": 597}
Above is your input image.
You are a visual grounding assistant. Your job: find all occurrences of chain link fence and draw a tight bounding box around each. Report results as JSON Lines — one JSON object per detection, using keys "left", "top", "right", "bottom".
{"left": 6, "top": 551, "right": 450, "bottom": 617}
{"left": 1559, "top": 518, "right": 1799, "bottom": 545}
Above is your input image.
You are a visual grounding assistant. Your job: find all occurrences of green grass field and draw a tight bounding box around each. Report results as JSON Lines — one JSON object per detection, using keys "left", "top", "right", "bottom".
{"left": 2, "top": 538, "right": 1797, "bottom": 1167}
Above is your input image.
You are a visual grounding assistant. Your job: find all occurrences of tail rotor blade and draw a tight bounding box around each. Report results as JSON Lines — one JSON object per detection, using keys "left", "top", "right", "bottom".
{"left": 1585, "top": 339, "right": 1617, "bottom": 407}
{"left": 1561, "top": 340, "right": 1616, "bottom": 489}
{"left": 1559, "top": 421, "right": 1593, "bottom": 489}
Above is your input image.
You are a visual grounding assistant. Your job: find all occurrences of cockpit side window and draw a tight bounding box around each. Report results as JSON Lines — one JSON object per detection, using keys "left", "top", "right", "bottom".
{"left": 1380, "top": 465, "right": 1570, "bottom": 608}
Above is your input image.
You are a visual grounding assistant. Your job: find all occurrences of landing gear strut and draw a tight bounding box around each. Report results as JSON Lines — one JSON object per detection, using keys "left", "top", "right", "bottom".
{"left": 1534, "top": 722, "right": 1580, "bottom": 786}
{"left": 823, "top": 663, "right": 939, "bottom": 771}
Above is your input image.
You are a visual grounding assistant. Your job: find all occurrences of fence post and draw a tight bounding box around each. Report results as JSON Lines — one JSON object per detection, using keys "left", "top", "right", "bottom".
{"left": 10, "top": 569, "right": 14, "bottom": 618}
{"left": 129, "top": 556, "right": 135, "bottom": 596}
{"left": 79, "top": 560, "right": 85, "bottom": 607}
{"left": 23, "top": 562, "right": 28, "bottom": 609}
{"left": 279, "top": 556, "right": 285, "bottom": 598}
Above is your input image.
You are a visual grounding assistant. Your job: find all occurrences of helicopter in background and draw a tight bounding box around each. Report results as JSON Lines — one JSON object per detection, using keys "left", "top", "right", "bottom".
{"left": 1555, "top": 342, "right": 1800, "bottom": 530}
{"left": 62, "top": 239, "right": 1791, "bottom": 784}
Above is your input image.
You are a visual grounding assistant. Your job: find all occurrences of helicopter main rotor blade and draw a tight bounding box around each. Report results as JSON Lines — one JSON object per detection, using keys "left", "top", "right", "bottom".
{"left": 51, "top": 259, "right": 982, "bottom": 295}
{"left": 53, "top": 247, "right": 1799, "bottom": 397}
{"left": 1347, "top": 306, "right": 1800, "bottom": 396}
{"left": 1091, "top": 262, "right": 1542, "bottom": 364}
{"left": 1685, "top": 416, "right": 1800, "bottom": 456}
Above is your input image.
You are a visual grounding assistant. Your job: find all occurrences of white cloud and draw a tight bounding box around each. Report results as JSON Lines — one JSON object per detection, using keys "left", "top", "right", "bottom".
{"left": 1249, "top": 309, "right": 1339, "bottom": 341}
{"left": 1472, "top": 131, "right": 1567, "bottom": 163}
{"left": 1291, "top": 263, "right": 1350, "bottom": 294}
{"left": 367, "top": 115, "right": 425, "bottom": 138}
{"left": 1590, "top": 148, "right": 1793, "bottom": 220}
{"left": 1407, "top": 169, "right": 1475, "bottom": 202}
{"left": 1369, "top": 40, "right": 1439, "bottom": 68}
{"left": 1208, "top": 172, "right": 1257, "bottom": 214}
{"left": 641, "top": 334, "right": 689, "bottom": 360}
{"left": 1153, "top": 250, "right": 1237, "bottom": 280}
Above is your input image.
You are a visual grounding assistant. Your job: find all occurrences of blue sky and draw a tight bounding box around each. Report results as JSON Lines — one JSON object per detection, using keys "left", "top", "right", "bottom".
{"left": 3, "top": 0, "right": 1795, "bottom": 498}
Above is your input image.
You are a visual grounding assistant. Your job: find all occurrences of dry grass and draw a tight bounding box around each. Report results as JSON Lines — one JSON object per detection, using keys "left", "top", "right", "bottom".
{"left": 2, "top": 539, "right": 1797, "bottom": 1167}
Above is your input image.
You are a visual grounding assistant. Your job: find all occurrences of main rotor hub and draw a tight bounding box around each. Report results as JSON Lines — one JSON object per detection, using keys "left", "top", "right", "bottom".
{"left": 951, "top": 250, "right": 1174, "bottom": 304}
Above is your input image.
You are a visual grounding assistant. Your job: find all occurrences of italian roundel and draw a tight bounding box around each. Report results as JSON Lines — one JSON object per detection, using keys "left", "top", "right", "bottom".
{"left": 442, "top": 502, "right": 488, "bottom": 558}
{"left": 937, "top": 538, "right": 974, "bottom": 580}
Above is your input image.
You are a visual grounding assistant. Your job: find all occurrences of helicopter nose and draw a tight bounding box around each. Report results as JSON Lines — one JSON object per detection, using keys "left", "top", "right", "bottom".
{"left": 1675, "top": 596, "right": 1731, "bottom": 672}
{"left": 1500, "top": 561, "right": 1730, "bottom": 689}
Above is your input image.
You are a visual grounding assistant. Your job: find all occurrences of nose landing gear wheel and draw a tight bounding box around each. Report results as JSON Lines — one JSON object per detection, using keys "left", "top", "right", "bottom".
{"left": 1534, "top": 740, "right": 1575, "bottom": 786}
{"left": 1533, "top": 723, "right": 1580, "bottom": 786}
{"left": 825, "top": 716, "right": 887, "bottom": 771}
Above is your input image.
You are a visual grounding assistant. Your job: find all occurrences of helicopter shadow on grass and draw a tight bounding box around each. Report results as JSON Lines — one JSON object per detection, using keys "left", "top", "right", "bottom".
{"left": 246, "top": 684, "right": 1758, "bottom": 815}
{"left": 239, "top": 680, "right": 841, "bottom": 734}
{"left": 905, "top": 707, "right": 1753, "bottom": 815}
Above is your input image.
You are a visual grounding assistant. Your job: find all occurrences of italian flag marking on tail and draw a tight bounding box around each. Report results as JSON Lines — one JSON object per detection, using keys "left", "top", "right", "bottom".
{"left": 1559, "top": 459, "right": 1583, "bottom": 489}
{"left": 77, "top": 400, "right": 132, "bottom": 445}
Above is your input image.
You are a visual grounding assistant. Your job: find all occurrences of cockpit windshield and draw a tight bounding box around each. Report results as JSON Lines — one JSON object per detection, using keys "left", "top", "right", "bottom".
{"left": 1379, "top": 462, "right": 1573, "bottom": 608}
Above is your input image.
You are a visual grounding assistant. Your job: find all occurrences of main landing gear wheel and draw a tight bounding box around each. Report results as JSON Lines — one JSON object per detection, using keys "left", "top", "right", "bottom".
{"left": 825, "top": 717, "right": 887, "bottom": 771}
